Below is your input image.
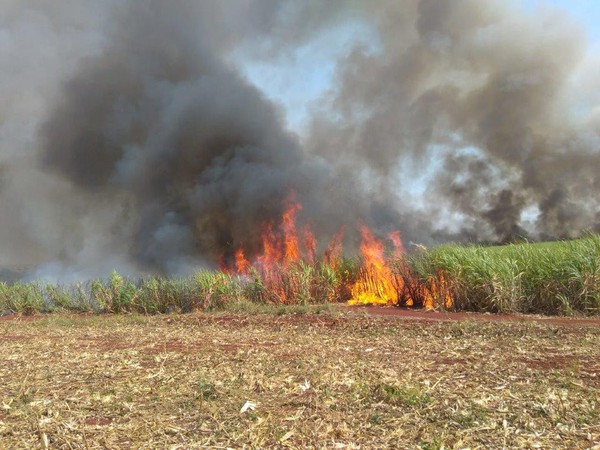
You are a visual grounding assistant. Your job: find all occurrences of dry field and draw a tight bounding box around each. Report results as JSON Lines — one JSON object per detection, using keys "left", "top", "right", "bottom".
{"left": 1, "top": 307, "right": 599, "bottom": 449}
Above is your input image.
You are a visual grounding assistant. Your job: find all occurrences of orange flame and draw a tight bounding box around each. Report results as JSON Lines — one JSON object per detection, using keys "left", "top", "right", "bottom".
{"left": 419, "top": 273, "right": 454, "bottom": 310}
{"left": 258, "top": 222, "right": 282, "bottom": 271}
{"left": 235, "top": 249, "right": 250, "bottom": 275}
{"left": 388, "top": 230, "right": 405, "bottom": 257}
{"left": 348, "top": 226, "right": 400, "bottom": 305}
{"left": 221, "top": 195, "right": 454, "bottom": 309}
{"left": 302, "top": 225, "right": 317, "bottom": 265}
{"left": 324, "top": 226, "right": 344, "bottom": 267}
{"left": 223, "top": 192, "right": 315, "bottom": 303}
{"left": 347, "top": 227, "right": 454, "bottom": 310}
{"left": 282, "top": 193, "right": 302, "bottom": 266}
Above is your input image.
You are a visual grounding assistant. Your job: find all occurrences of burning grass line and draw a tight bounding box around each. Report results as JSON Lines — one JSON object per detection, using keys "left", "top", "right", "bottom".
{"left": 1, "top": 235, "right": 600, "bottom": 318}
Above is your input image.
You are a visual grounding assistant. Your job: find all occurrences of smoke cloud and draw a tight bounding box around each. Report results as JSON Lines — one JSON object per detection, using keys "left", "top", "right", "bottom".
{"left": 1, "top": 0, "right": 599, "bottom": 279}
{"left": 308, "top": 0, "right": 600, "bottom": 243}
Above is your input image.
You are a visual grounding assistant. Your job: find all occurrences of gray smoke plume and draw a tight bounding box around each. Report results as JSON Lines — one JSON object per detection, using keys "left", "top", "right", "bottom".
{"left": 1, "top": 0, "right": 599, "bottom": 279}
{"left": 1, "top": 0, "right": 375, "bottom": 278}
{"left": 308, "top": 0, "right": 600, "bottom": 243}
{"left": 34, "top": 0, "right": 372, "bottom": 276}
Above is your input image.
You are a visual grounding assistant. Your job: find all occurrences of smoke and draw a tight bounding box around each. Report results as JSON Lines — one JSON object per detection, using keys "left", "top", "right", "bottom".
{"left": 1, "top": 0, "right": 599, "bottom": 279}
{"left": 308, "top": 0, "right": 600, "bottom": 242}
{"left": 35, "top": 0, "right": 375, "bottom": 275}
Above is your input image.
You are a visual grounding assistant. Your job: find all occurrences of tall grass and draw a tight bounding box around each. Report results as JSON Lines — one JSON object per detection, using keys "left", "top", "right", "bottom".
{"left": 0, "top": 261, "right": 355, "bottom": 315}
{"left": 410, "top": 233, "right": 600, "bottom": 315}
{"left": 241, "top": 260, "right": 353, "bottom": 305}
{"left": 0, "top": 236, "right": 598, "bottom": 316}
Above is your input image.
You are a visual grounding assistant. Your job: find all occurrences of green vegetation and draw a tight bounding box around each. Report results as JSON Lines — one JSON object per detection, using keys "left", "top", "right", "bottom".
{"left": 410, "top": 233, "right": 600, "bottom": 315}
{"left": 1, "top": 235, "right": 599, "bottom": 316}
{"left": 0, "top": 260, "right": 355, "bottom": 316}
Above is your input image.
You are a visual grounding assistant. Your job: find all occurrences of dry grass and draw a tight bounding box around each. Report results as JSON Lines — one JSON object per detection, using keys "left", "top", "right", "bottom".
{"left": 1, "top": 308, "right": 599, "bottom": 449}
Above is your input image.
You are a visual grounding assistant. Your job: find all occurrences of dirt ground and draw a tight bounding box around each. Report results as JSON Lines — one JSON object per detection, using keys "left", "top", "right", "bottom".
{"left": 350, "top": 305, "right": 600, "bottom": 327}
{"left": 1, "top": 308, "right": 599, "bottom": 449}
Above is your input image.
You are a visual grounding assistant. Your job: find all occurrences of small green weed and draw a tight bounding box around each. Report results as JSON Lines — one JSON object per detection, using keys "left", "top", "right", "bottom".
{"left": 195, "top": 373, "right": 218, "bottom": 401}
{"left": 370, "top": 383, "right": 430, "bottom": 407}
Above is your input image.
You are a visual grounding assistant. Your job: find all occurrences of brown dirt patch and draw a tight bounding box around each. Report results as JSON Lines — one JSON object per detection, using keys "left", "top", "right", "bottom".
{"left": 521, "top": 354, "right": 580, "bottom": 371}
{"left": 84, "top": 417, "right": 112, "bottom": 426}
{"left": 348, "top": 305, "right": 600, "bottom": 327}
{"left": 0, "top": 314, "right": 41, "bottom": 322}
{"left": 0, "top": 334, "right": 34, "bottom": 342}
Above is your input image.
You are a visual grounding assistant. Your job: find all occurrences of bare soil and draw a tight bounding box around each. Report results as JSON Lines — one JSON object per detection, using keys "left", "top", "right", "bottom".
{"left": 349, "top": 305, "right": 600, "bottom": 327}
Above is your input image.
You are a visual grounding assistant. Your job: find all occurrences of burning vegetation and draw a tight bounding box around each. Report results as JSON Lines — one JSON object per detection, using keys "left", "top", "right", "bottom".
{"left": 1, "top": 231, "right": 599, "bottom": 316}
{"left": 219, "top": 193, "right": 454, "bottom": 310}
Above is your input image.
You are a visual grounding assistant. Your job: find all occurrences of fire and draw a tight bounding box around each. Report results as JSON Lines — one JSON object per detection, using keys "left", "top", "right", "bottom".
{"left": 252, "top": 192, "right": 308, "bottom": 273}
{"left": 420, "top": 273, "right": 454, "bottom": 310}
{"left": 234, "top": 249, "right": 250, "bottom": 275}
{"left": 348, "top": 225, "right": 398, "bottom": 305}
{"left": 388, "top": 230, "right": 405, "bottom": 257}
{"left": 347, "top": 226, "right": 454, "bottom": 309}
{"left": 302, "top": 225, "right": 317, "bottom": 265}
{"left": 222, "top": 191, "right": 317, "bottom": 303}
{"left": 324, "top": 226, "right": 344, "bottom": 267}
{"left": 220, "top": 193, "right": 454, "bottom": 309}
{"left": 282, "top": 195, "right": 302, "bottom": 265}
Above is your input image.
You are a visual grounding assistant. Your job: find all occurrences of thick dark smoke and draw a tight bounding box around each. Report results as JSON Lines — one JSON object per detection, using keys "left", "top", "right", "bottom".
{"left": 1, "top": 0, "right": 599, "bottom": 279}
{"left": 308, "top": 0, "right": 600, "bottom": 243}
{"left": 34, "top": 0, "right": 375, "bottom": 276}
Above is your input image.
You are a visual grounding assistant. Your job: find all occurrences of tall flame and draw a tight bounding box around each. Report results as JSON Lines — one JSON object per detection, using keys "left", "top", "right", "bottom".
{"left": 324, "top": 226, "right": 344, "bottom": 268}
{"left": 282, "top": 193, "right": 302, "bottom": 265}
{"left": 234, "top": 249, "right": 250, "bottom": 275}
{"left": 220, "top": 194, "right": 453, "bottom": 309}
{"left": 302, "top": 225, "right": 317, "bottom": 265}
{"left": 347, "top": 227, "right": 454, "bottom": 309}
{"left": 348, "top": 226, "right": 400, "bottom": 306}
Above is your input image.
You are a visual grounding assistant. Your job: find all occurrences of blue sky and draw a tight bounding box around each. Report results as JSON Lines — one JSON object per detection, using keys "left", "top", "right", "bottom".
{"left": 236, "top": 1, "right": 600, "bottom": 135}
{"left": 233, "top": 18, "right": 378, "bottom": 134}
{"left": 524, "top": 0, "right": 600, "bottom": 43}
